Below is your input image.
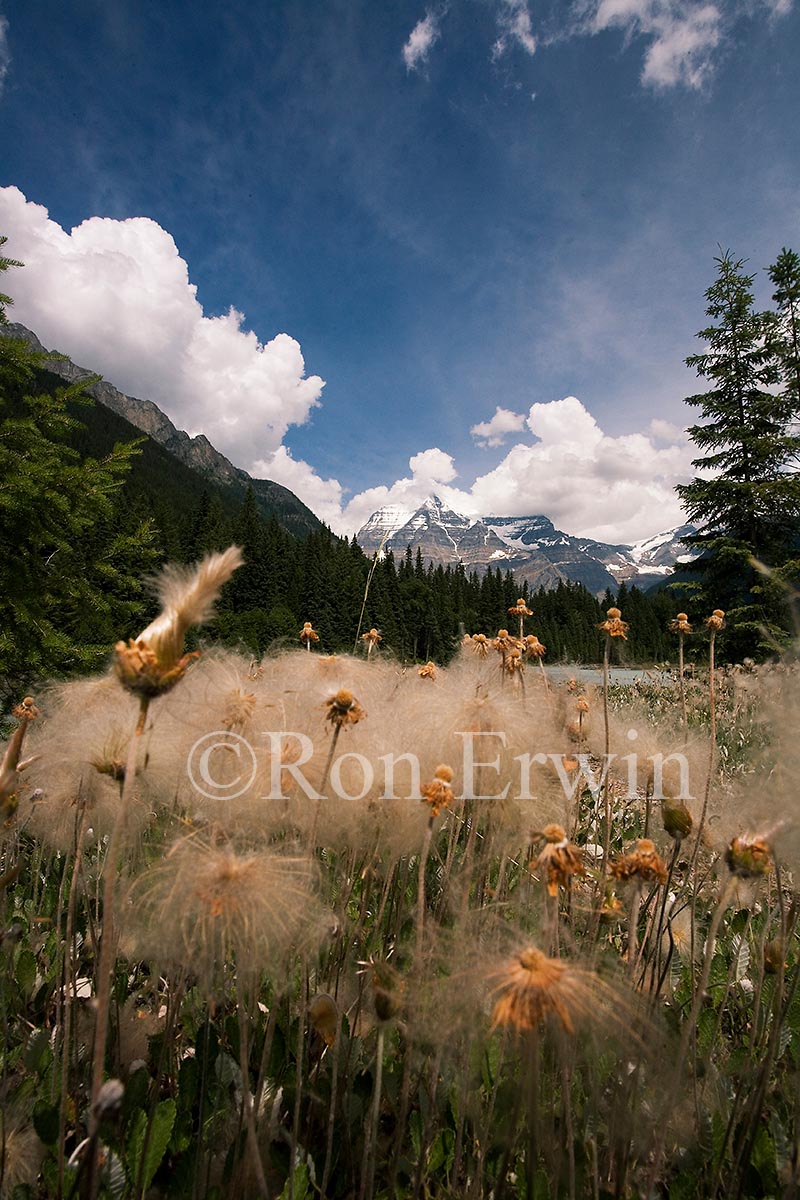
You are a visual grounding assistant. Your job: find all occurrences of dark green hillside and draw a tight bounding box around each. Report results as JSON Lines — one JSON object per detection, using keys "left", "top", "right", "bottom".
{"left": 28, "top": 364, "right": 322, "bottom": 539}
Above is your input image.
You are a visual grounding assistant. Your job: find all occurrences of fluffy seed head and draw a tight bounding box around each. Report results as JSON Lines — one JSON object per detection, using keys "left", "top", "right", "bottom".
{"left": 128, "top": 837, "right": 328, "bottom": 992}
{"left": 488, "top": 946, "right": 601, "bottom": 1035}
{"left": 115, "top": 547, "right": 243, "bottom": 697}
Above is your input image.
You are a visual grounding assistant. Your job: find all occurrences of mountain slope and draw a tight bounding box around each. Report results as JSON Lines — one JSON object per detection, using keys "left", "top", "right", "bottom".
{"left": 7, "top": 323, "right": 322, "bottom": 538}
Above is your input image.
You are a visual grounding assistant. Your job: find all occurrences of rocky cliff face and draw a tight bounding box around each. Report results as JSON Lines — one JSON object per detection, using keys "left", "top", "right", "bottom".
{"left": 357, "top": 497, "right": 695, "bottom": 595}
{"left": 7, "top": 323, "right": 321, "bottom": 535}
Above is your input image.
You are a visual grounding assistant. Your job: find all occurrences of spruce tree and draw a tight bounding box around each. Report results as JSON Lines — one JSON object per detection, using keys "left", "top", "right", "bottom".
{"left": 676, "top": 250, "right": 800, "bottom": 656}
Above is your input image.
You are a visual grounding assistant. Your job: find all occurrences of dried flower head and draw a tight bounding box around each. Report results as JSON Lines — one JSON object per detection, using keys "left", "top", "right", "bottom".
{"left": 299, "top": 621, "right": 320, "bottom": 645}
{"left": 488, "top": 946, "right": 603, "bottom": 1034}
{"left": 221, "top": 686, "right": 257, "bottom": 732}
{"left": 502, "top": 647, "right": 524, "bottom": 676}
{"left": 705, "top": 609, "right": 726, "bottom": 632}
{"left": 530, "top": 824, "right": 585, "bottom": 896}
{"left": 129, "top": 837, "right": 327, "bottom": 990}
{"left": 725, "top": 832, "right": 772, "bottom": 878}
{"left": 508, "top": 598, "right": 532, "bottom": 618}
{"left": 470, "top": 633, "right": 490, "bottom": 657}
{"left": 115, "top": 546, "right": 243, "bottom": 698}
{"left": 325, "top": 688, "right": 366, "bottom": 728}
{"left": 421, "top": 764, "right": 455, "bottom": 816}
{"left": 611, "top": 838, "right": 668, "bottom": 884}
{"left": 669, "top": 613, "right": 692, "bottom": 634}
{"left": 418, "top": 661, "right": 437, "bottom": 680}
{"left": 524, "top": 634, "right": 546, "bottom": 659}
{"left": 361, "top": 628, "right": 382, "bottom": 651}
{"left": 599, "top": 607, "right": 629, "bottom": 640}
{"left": 576, "top": 696, "right": 590, "bottom": 714}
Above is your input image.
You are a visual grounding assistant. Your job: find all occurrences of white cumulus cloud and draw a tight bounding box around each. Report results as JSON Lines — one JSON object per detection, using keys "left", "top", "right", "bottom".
{"left": 272, "top": 396, "right": 695, "bottom": 544}
{"left": 470, "top": 405, "right": 528, "bottom": 447}
{"left": 0, "top": 186, "right": 324, "bottom": 472}
{"left": 0, "top": 186, "right": 695, "bottom": 546}
{"left": 403, "top": 12, "right": 442, "bottom": 70}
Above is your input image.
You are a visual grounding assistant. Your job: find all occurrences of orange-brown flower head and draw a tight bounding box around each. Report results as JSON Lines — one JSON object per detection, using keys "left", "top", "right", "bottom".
{"left": 418, "top": 661, "right": 437, "bottom": 680}
{"left": 725, "top": 832, "right": 772, "bottom": 878}
{"left": 361, "top": 627, "right": 382, "bottom": 649}
{"left": 115, "top": 546, "right": 243, "bottom": 698}
{"left": 599, "top": 606, "right": 629, "bottom": 640}
{"left": 524, "top": 635, "right": 547, "bottom": 659}
{"left": 325, "top": 688, "right": 366, "bottom": 729}
{"left": 508, "top": 598, "right": 532, "bottom": 618}
{"left": 669, "top": 613, "right": 692, "bottom": 635}
{"left": 503, "top": 647, "right": 525, "bottom": 675}
{"left": 12, "top": 696, "right": 39, "bottom": 721}
{"left": 421, "top": 764, "right": 455, "bottom": 816}
{"left": 299, "top": 621, "right": 319, "bottom": 645}
{"left": 488, "top": 946, "right": 602, "bottom": 1035}
{"left": 705, "top": 609, "right": 726, "bottom": 632}
{"left": 470, "top": 633, "right": 490, "bottom": 657}
{"left": 576, "top": 696, "right": 590, "bottom": 714}
{"left": 530, "top": 824, "right": 586, "bottom": 896}
{"left": 610, "top": 838, "right": 668, "bottom": 885}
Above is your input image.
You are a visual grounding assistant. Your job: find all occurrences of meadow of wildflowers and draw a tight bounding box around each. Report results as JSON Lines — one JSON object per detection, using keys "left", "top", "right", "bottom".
{"left": 0, "top": 550, "right": 798, "bottom": 1199}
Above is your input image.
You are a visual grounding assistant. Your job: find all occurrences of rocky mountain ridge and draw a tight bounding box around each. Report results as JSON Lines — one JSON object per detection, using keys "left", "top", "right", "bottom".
{"left": 357, "top": 496, "right": 695, "bottom": 595}
{"left": 6, "top": 323, "right": 322, "bottom": 537}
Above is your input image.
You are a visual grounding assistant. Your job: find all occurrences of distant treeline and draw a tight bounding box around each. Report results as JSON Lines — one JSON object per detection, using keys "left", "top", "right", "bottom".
{"left": 154, "top": 485, "right": 688, "bottom": 665}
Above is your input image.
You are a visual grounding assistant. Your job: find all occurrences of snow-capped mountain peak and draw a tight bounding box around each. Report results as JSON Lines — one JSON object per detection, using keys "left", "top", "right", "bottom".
{"left": 356, "top": 496, "right": 696, "bottom": 594}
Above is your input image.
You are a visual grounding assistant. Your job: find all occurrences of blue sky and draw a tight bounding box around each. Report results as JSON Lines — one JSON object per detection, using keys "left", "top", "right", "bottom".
{"left": 1, "top": 0, "right": 798, "bottom": 541}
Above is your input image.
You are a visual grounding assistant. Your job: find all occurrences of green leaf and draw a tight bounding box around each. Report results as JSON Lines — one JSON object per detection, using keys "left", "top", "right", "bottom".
{"left": 127, "top": 1099, "right": 176, "bottom": 1193}
{"left": 278, "top": 1163, "right": 309, "bottom": 1200}
{"left": 15, "top": 948, "right": 36, "bottom": 996}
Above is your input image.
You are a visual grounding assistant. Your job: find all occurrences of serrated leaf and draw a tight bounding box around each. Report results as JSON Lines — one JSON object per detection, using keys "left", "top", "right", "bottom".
{"left": 731, "top": 934, "right": 750, "bottom": 981}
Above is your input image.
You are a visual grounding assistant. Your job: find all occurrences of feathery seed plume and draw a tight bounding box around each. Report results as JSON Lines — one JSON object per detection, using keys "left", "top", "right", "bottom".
{"left": 115, "top": 546, "right": 243, "bottom": 698}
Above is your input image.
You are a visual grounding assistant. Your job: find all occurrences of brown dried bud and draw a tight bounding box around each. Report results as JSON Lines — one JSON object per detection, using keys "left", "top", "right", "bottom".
{"left": 661, "top": 797, "right": 692, "bottom": 840}
{"left": 705, "top": 609, "right": 726, "bottom": 632}
{"left": 325, "top": 689, "right": 366, "bottom": 728}
{"left": 725, "top": 833, "right": 771, "bottom": 878}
